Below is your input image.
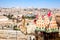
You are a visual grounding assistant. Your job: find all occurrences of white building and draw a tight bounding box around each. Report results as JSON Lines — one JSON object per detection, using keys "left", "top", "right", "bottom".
{"left": 0, "top": 16, "right": 8, "bottom": 21}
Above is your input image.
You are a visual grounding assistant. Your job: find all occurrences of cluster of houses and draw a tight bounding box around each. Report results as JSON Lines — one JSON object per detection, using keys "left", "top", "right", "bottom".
{"left": 0, "top": 8, "right": 60, "bottom": 32}
{"left": 0, "top": 8, "right": 60, "bottom": 40}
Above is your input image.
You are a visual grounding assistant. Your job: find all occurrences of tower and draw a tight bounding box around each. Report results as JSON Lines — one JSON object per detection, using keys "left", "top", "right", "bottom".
{"left": 36, "top": 15, "right": 45, "bottom": 31}
{"left": 47, "top": 14, "right": 58, "bottom": 32}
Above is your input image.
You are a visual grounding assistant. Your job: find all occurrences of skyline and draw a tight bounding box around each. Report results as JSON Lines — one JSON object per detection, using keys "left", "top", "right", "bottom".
{"left": 0, "top": 0, "right": 60, "bottom": 8}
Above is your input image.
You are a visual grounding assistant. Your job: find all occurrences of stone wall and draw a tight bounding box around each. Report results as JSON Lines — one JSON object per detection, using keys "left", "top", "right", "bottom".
{"left": 0, "top": 30, "right": 27, "bottom": 40}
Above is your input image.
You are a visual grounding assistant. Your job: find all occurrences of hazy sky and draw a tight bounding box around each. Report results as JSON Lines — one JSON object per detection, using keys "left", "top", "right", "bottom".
{"left": 0, "top": 0, "right": 60, "bottom": 8}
